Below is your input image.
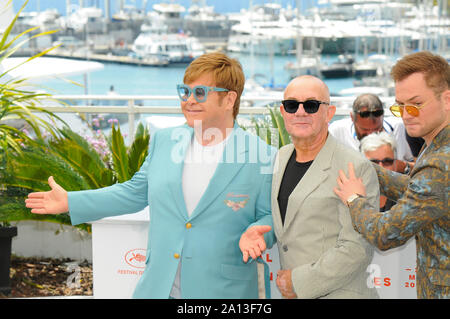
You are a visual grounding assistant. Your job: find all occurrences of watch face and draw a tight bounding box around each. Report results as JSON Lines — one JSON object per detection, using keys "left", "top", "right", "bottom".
{"left": 347, "top": 194, "right": 359, "bottom": 204}
{"left": 404, "top": 163, "right": 411, "bottom": 174}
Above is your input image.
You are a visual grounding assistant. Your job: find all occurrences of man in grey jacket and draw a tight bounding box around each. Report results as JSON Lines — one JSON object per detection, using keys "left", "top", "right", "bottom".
{"left": 272, "top": 75, "right": 380, "bottom": 298}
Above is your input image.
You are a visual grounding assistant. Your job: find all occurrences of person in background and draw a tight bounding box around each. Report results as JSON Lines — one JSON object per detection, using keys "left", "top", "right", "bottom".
{"left": 273, "top": 75, "right": 379, "bottom": 299}
{"left": 359, "top": 131, "right": 398, "bottom": 212}
{"left": 25, "top": 52, "right": 277, "bottom": 299}
{"left": 334, "top": 51, "right": 449, "bottom": 299}
{"left": 329, "top": 93, "right": 415, "bottom": 174}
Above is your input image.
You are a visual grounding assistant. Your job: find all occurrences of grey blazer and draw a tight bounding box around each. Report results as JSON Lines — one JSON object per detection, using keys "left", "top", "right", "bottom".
{"left": 272, "top": 134, "right": 380, "bottom": 299}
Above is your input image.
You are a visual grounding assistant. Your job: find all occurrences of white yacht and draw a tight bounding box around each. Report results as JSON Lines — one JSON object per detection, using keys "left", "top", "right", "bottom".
{"left": 353, "top": 53, "right": 394, "bottom": 79}
{"left": 22, "top": 8, "right": 63, "bottom": 32}
{"left": 227, "top": 3, "right": 298, "bottom": 56}
{"left": 284, "top": 55, "right": 322, "bottom": 79}
{"left": 402, "top": 2, "right": 450, "bottom": 52}
{"left": 313, "top": 0, "right": 418, "bottom": 54}
{"left": 63, "top": 7, "right": 106, "bottom": 34}
{"left": 148, "top": 2, "right": 186, "bottom": 33}
{"left": 131, "top": 2, "right": 206, "bottom": 65}
{"left": 132, "top": 22, "right": 204, "bottom": 64}
{"left": 184, "top": 0, "right": 232, "bottom": 39}
{"left": 241, "top": 77, "right": 283, "bottom": 108}
{"left": 227, "top": 18, "right": 297, "bottom": 56}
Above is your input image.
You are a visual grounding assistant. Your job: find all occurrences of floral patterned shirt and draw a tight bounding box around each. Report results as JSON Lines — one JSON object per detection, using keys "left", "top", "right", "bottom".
{"left": 349, "top": 125, "right": 449, "bottom": 299}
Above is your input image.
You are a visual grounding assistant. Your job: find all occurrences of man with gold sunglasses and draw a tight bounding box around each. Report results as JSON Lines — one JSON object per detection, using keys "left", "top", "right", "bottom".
{"left": 334, "top": 51, "right": 449, "bottom": 299}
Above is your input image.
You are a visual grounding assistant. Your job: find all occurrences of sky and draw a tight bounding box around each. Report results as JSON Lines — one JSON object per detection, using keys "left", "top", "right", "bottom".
{"left": 12, "top": 0, "right": 321, "bottom": 15}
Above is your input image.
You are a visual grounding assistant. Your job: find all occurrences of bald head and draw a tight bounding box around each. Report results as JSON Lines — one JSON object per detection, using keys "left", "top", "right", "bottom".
{"left": 284, "top": 75, "right": 330, "bottom": 103}
{"left": 281, "top": 75, "right": 336, "bottom": 149}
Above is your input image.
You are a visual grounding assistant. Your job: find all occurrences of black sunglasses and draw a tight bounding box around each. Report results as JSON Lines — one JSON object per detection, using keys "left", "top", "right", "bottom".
{"left": 357, "top": 109, "right": 384, "bottom": 118}
{"left": 282, "top": 99, "right": 329, "bottom": 114}
{"left": 370, "top": 158, "right": 395, "bottom": 165}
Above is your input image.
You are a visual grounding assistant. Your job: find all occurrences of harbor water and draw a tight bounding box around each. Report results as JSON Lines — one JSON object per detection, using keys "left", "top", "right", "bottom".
{"left": 42, "top": 53, "right": 359, "bottom": 98}
{"left": 36, "top": 51, "right": 394, "bottom": 143}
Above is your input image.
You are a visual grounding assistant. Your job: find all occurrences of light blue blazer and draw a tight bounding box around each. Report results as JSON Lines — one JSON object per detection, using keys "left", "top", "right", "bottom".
{"left": 69, "top": 123, "right": 277, "bottom": 298}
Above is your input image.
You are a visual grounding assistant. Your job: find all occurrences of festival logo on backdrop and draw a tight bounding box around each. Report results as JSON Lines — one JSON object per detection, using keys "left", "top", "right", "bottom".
{"left": 124, "top": 248, "right": 147, "bottom": 269}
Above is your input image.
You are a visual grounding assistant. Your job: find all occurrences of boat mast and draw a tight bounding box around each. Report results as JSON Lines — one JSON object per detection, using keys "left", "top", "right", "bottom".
{"left": 249, "top": 0, "right": 255, "bottom": 80}
{"left": 296, "top": 0, "right": 303, "bottom": 75}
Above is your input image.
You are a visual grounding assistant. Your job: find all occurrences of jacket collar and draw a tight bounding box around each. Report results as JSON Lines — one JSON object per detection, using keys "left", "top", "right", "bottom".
{"left": 273, "top": 133, "right": 337, "bottom": 232}
{"left": 170, "top": 122, "right": 249, "bottom": 220}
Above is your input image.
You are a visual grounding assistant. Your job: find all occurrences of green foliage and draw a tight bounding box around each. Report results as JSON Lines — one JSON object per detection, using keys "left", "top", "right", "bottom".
{"left": 0, "top": 0, "right": 66, "bottom": 227}
{"left": 127, "top": 123, "right": 150, "bottom": 178}
{"left": 50, "top": 128, "right": 115, "bottom": 189}
{"left": 241, "top": 104, "right": 291, "bottom": 149}
{"left": 1, "top": 122, "right": 151, "bottom": 232}
{"left": 110, "top": 124, "right": 130, "bottom": 183}
{"left": 0, "top": 187, "right": 88, "bottom": 232}
{"left": 110, "top": 123, "right": 150, "bottom": 183}
{"left": 0, "top": 0, "right": 151, "bottom": 229}
{"left": 0, "top": 0, "right": 63, "bottom": 154}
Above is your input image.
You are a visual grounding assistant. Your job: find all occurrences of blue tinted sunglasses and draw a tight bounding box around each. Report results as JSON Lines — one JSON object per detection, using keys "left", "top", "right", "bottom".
{"left": 177, "top": 84, "right": 229, "bottom": 103}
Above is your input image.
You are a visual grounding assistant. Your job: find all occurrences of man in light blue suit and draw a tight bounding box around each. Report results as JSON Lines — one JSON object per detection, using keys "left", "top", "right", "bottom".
{"left": 26, "top": 52, "right": 277, "bottom": 299}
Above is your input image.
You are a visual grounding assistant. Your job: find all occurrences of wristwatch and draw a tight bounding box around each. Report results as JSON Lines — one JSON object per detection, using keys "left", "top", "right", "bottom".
{"left": 403, "top": 162, "right": 411, "bottom": 175}
{"left": 346, "top": 194, "right": 361, "bottom": 206}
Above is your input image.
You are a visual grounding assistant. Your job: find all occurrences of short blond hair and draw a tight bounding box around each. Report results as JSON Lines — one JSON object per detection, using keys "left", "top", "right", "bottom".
{"left": 183, "top": 52, "right": 245, "bottom": 119}
{"left": 391, "top": 51, "right": 450, "bottom": 98}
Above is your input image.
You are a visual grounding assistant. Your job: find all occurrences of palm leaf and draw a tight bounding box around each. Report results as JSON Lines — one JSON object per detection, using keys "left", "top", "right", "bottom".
{"left": 268, "top": 106, "right": 290, "bottom": 147}
{"left": 127, "top": 123, "right": 150, "bottom": 176}
{"left": 0, "top": 198, "right": 90, "bottom": 233}
{"left": 0, "top": 26, "right": 41, "bottom": 64}
{"left": 0, "top": 0, "right": 27, "bottom": 52}
{"left": 251, "top": 117, "right": 272, "bottom": 145}
{"left": 49, "top": 128, "right": 115, "bottom": 189}
{"left": 2, "top": 145, "right": 92, "bottom": 232}
{"left": 110, "top": 124, "right": 130, "bottom": 183}
{"left": 240, "top": 105, "right": 290, "bottom": 149}
{"left": 5, "top": 146, "right": 90, "bottom": 192}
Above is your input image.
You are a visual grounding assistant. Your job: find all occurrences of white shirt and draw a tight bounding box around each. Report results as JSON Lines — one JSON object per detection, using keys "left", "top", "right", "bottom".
{"left": 328, "top": 116, "right": 414, "bottom": 161}
{"left": 182, "top": 137, "right": 226, "bottom": 216}
{"left": 169, "top": 135, "right": 227, "bottom": 298}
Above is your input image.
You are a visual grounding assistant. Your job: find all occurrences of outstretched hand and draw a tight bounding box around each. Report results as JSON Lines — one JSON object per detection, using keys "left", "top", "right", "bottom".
{"left": 25, "top": 176, "right": 69, "bottom": 215}
{"left": 239, "top": 225, "right": 271, "bottom": 263}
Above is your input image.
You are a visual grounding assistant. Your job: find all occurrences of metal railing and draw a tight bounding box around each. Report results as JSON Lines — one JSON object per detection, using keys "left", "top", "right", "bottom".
{"left": 38, "top": 94, "right": 396, "bottom": 137}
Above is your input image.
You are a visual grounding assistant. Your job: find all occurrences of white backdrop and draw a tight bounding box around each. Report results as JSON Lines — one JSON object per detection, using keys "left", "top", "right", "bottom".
{"left": 91, "top": 208, "right": 416, "bottom": 299}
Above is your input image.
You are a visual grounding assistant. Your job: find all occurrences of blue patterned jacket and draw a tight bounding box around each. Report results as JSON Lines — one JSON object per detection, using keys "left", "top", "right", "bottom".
{"left": 348, "top": 125, "right": 449, "bottom": 299}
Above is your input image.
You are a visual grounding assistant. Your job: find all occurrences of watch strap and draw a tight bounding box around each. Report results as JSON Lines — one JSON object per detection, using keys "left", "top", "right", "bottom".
{"left": 346, "top": 193, "right": 360, "bottom": 206}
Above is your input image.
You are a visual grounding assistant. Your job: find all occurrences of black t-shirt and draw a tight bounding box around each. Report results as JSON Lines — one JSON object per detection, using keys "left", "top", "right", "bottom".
{"left": 405, "top": 129, "right": 425, "bottom": 158}
{"left": 277, "top": 150, "right": 313, "bottom": 225}
{"left": 381, "top": 198, "right": 396, "bottom": 212}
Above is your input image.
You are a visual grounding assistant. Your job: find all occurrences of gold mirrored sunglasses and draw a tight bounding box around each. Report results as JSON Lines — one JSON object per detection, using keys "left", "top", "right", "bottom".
{"left": 389, "top": 102, "right": 427, "bottom": 117}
